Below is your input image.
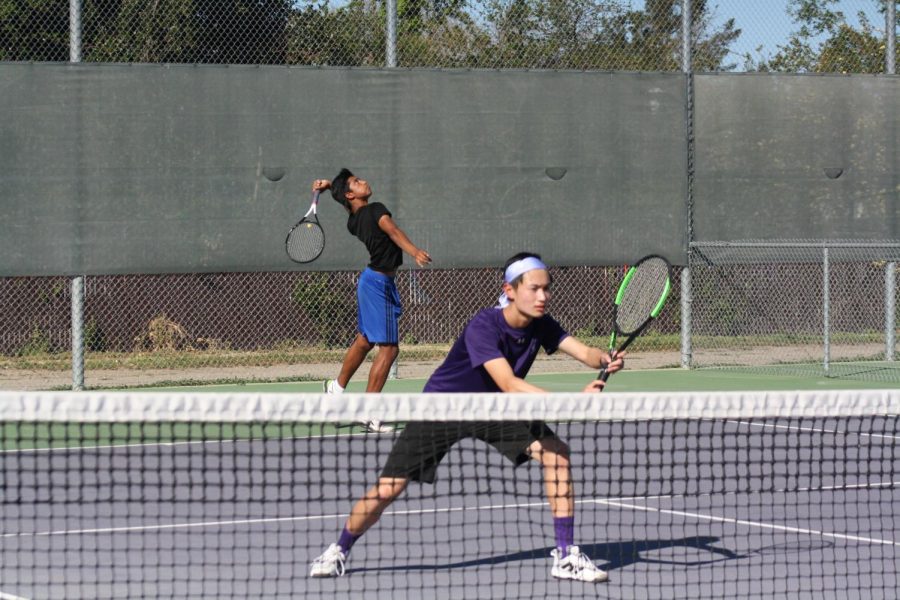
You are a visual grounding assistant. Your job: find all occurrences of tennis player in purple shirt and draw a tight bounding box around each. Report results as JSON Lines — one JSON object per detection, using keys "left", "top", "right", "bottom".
{"left": 310, "top": 252, "right": 625, "bottom": 583}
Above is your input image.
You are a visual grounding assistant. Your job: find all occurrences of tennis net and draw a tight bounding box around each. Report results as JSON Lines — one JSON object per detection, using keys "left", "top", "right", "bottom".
{"left": 0, "top": 390, "right": 898, "bottom": 599}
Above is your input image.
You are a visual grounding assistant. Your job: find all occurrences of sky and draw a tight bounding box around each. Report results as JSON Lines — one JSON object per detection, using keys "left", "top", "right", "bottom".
{"left": 632, "top": 0, "right": 890, "bottom": 65}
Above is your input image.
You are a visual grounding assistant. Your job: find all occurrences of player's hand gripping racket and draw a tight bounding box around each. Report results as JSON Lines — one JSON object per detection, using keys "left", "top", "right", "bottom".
{"left": 285, "top": 191, "right": 325, "bottom": 263}
{"left": 599, "top": 255, "right": 673, "bottom": 382}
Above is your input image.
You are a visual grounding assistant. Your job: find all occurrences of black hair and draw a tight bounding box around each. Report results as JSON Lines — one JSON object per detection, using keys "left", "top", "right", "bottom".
{"left": 503, "top": 252, "right": 544, "bottom": 288}
{"left": 330, "top": 168, "right": 353, "bottom": 213}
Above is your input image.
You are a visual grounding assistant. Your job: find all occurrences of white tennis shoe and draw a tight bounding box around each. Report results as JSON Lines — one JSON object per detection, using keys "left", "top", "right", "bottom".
{"left": 323, "top": 380, "right": 393, "bottom": 433}
{"left": 550, "top": 546, "right": 608, "bottom": 583}
{"left": 359, "top": 419, "right": 394, "bottom": 433}
{"left": 309, "top": 543, "right": 347, "bottom": 578}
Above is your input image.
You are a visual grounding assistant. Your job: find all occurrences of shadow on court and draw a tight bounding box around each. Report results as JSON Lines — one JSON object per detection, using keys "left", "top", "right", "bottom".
{"left": 346, "top": 536, "right": 780, "bottom": 575}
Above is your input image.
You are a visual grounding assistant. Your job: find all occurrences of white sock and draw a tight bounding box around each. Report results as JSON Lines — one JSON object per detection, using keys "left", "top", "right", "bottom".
{"left": 328, "top": 380, "right": 345, "bottom": 394}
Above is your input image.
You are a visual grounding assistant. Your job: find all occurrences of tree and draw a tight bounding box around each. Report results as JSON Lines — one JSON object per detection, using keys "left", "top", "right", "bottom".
{"left": 287, "top": 1, "right": 385, "bottom": 66}
{"left": 0, "top": 0, "right": 294, "bottom": 64}
{"left": 0, "top": 0, "right": 69, "bottom": 61}
{"left": 749, "top": 0, "right": 896, "bottom": 73}
{"left": 482, "top": 0, "right": 740, "bottom": 71}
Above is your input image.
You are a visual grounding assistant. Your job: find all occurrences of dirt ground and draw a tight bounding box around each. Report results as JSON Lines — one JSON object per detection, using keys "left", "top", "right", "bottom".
{"left": 0, "top": 351, "right": 685, "bottom": 391}
{"left": 0, "top": 343, "right": 889, "bottom": 391}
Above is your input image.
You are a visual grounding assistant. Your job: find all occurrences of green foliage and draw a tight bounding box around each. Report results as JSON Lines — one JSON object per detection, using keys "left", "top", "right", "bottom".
{"left": 0, "top": 0, "right": 69, "bottom": 61}
{"left": 748, "top": 0, "right": 895, "bottom": 73}
{"left": 2, "top": 0, "right": 293, "bottom": 64}
{"left": 18, "top": 325, "right": 53, "bottom": 356}
{"left": 133, "top": 314, "right": 192, "bottom": 352}
{"left": 84, "top": 318, "right": 107, "bottom": 352}
{"left": 2, "top": 0, "right": 743, "bottom": 71}
{"left": 481, "top": 0, "right": 740, "bottom": 71}
{"left": 291, "top": 273, "right": 354, "bottom": 348}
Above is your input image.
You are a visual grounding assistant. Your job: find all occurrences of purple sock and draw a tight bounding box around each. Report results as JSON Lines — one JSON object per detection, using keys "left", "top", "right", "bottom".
{"left": 554, "top": 516, "right": 575, "bottom": 553}
{"left": 337, "top": 527, "right": 361, "bottom": 553}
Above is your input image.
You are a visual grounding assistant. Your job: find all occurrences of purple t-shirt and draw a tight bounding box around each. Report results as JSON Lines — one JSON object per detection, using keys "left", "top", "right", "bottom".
{"left": 423, "top": 308, "right": 569, "bottom": 393}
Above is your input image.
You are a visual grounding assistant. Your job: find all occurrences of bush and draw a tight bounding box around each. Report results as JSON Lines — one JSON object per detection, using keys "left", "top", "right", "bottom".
{"left": 291, "top": 274, "right": 354, "bottom": 348}
{"left": 18, "top": 325, "right": 52, "bottom": 356}
{"left": 134, "top": 314, "right": 192, "bottom": 351}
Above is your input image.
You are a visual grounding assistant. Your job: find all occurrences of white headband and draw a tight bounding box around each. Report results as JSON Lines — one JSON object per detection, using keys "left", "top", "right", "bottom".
{"left": 497, "top": 257, "right": 548, "bottom": 307}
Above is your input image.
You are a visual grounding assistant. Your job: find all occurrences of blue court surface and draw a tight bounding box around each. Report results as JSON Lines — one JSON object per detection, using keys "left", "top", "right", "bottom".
{"left": 1, "top": 411, "right": 897, "bottom": 599}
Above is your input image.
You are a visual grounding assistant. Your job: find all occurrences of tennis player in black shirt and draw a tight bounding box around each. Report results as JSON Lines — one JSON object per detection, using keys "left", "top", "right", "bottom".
{"left": 313, "top": 170, "right": 431, "bottom": 432}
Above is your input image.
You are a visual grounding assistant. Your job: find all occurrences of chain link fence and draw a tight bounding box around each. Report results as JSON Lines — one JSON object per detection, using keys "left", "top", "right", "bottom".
{"left": 4, "top": 242, "right": 899, "bottom": 389}
{"left": 0, "top": 266, "right": 684, "bottom": 390}
{"left": 1, "top": 1, "right": 896, "bottom": 73}
{"left": 688, "top": 241, "right": 900, "bottom": 380}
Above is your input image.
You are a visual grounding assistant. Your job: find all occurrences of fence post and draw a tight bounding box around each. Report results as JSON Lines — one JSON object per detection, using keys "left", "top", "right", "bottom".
{"left": 887, "top": 0, "right": 896, "bottom": 75}
{"left": 823, "top": 246, "right": 830, "bottom": 376}
{"left": 681, "top": 266, "right": 692, "bottom": 369}
{"left": 386, "top": 0, "right": 397, "bottom": 68}
{"left": 885, "top": 6, "right": 896, "bottom": 362}
{"left": 887, "top": 262, "right": 896, "bottom": 361}
{"left": 70, "top": 0, "right": 81, "bottom": 62}
{"left": 70, "top": 0, "right": 84, "bottom": 390}
{"left": 72, "top": 277, "right": 85, "bottom": 390}
{"left": 680, "top": 0, "right": 694, "bottom": 369}
{"left": 386, "top": 0, "right": 399, "bottom": 380}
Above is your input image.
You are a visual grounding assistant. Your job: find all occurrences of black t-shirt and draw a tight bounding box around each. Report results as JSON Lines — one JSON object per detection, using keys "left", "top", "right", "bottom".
{"left": 347, "top": 202, "right": 402, "bottom": 271}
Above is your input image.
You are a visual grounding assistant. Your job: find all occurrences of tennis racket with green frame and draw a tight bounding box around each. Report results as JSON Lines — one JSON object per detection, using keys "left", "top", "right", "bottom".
{"left": 599, "top": 255, "right": 673, "bottom": 382}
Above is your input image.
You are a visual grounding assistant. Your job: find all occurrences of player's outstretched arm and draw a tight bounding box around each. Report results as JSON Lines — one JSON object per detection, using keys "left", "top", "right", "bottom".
{"left": 557, "top": 337, "right": 625, "bottom": 374}
{"left": 377, "top": 215, "right": 432, "bottom": 267}
{"left": 482, "top": 358, "right": 546, "bottom": 393}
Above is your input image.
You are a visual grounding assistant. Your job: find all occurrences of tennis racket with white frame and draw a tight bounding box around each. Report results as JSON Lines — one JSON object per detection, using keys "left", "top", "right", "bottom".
{"left": 285, "top": 191, "right": 325, "bottom": 263}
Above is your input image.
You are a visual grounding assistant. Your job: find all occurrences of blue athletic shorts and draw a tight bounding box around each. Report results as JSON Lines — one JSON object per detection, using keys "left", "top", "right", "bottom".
{"left": 357, "top": 268, "right": 402, "bottom": 344}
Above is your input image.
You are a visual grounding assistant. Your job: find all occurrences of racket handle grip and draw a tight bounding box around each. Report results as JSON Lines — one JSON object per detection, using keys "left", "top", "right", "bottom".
{"left": 597, "top": 350, "right": 616, "bottom": 382}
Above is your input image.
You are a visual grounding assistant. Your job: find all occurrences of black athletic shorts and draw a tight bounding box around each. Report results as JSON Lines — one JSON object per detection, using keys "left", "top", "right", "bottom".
{"left": 380, "top": 420, "right": 556, "bottom": 484}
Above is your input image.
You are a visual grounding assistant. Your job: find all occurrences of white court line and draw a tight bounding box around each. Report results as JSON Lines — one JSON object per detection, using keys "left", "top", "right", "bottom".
{"left": 5, "top": 486, "right": 899, "bottom": 548}
{"left": 727, "top": 419, "right": 900, "bottom": 442}
{"left": 0, "top": 590, "right": 31, "bottom": 600}
{"left": 595, "top": 499, "right": 900, "bottom": 547}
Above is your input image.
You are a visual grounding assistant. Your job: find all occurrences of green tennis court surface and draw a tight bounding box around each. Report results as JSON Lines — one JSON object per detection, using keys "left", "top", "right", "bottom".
{"left": 148, "top": 364, "right": 900, "bottom": 395}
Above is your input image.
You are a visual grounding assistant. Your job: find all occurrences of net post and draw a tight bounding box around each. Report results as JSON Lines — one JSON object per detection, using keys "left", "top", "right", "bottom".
{"left": 822, "top": 246, "right": 830, "bottom": 376}
{"left": 887, "top": 262, "right": 896, "bottom": 361}
{"left": 680, "top": 266, "right": 692, "bottom": 369}
{"left": 72, "top": 276, "right": 85, "bottom": 391}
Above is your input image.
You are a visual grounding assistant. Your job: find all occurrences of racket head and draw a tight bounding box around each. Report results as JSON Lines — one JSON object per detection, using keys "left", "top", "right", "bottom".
{"left": 286, "top": 218, "right": 325, "bottom": 263}
{"left": 286, "top": 191, "right": 325, "bottom": 263}
{"left": 612, "top": 254, "right": 673, "bottom": 336}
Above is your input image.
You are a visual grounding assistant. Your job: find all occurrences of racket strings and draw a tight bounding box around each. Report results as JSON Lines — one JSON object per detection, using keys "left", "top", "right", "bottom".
{"left": 616, "top": 259, "right": 670, "bottom": 333}
{"left": 287, "top": 222, "right": 325, "bottom": 263}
